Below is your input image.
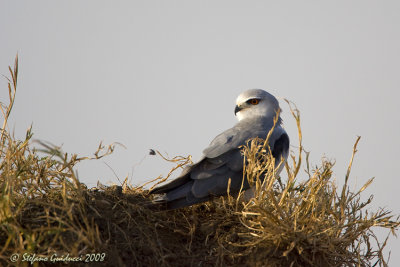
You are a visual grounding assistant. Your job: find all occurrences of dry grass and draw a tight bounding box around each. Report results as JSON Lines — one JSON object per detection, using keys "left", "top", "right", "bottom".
{"left": 0, "top": 55, "right": 399, "bottom": 266}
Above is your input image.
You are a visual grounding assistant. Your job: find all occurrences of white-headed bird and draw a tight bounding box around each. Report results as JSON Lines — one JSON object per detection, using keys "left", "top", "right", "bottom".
{"left": 150, "top": 89, "right": 289, "bottom": 209}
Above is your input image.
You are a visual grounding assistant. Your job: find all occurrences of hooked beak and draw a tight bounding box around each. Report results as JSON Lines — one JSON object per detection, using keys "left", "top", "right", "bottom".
{"left": 234, "top": 105, "right": 242, "bottom": 115}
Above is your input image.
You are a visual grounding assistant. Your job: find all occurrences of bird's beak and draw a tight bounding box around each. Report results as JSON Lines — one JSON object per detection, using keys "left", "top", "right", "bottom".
{"left": 234, "top": 105, "right": 242, "bottom": 115}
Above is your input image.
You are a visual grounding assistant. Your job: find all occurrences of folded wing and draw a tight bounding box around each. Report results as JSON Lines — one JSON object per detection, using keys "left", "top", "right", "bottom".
{"left": 150, "top": 119, "right": 289, "bottom": 209}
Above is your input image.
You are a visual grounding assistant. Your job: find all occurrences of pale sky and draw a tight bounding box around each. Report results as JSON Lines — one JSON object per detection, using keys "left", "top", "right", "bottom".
{"left": 1, "top": 0, "right": 399, "bottom": 264}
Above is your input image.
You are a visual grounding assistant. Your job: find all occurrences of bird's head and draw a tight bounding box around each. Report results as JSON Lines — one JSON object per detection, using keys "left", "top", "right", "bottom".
{"left": 234, "top": 89, "right": 281, "bottom": 121}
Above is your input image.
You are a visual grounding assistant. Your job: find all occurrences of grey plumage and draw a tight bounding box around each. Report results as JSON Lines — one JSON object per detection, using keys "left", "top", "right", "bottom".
{"left": 150, "top": 89, "right": 289, "bottom": 209}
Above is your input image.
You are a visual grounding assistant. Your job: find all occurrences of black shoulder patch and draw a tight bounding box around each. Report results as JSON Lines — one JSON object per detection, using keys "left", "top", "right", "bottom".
{"left": 272, "top": 133, "right": 289, "bottom": 160}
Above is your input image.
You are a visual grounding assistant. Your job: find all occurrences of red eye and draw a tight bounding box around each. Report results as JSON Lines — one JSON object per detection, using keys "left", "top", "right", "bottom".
{"left": 249, "top": 99, "right": 260, "bottom": 105}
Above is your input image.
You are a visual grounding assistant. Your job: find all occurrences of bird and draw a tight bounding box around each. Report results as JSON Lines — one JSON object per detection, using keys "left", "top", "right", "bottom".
{"left": 149, "top": 89, "right": 289, "bottom": 209}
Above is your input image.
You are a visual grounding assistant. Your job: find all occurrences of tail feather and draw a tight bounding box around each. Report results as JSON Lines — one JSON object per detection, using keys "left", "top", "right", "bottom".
{"left": 163, "top": 181, "right": 194, "bottom": 202}
{"left": 149, "top": 174, "right": 191, "bottom": 194}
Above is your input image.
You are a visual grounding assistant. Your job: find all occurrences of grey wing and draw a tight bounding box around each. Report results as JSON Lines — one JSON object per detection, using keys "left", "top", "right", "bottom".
{"left": 190, "top": 148, "right": 246, "bottom": 197}
{"left": 190, "top": 126, "right": 290, "bottom": 202}
{"left": 150, "top": 148, "right": 247, "bottom": 209}
{"left": 149, "top": 121, "right": 289, "bottom": 209}
{"left": 202, "top": 127, "right": 242, "bottom": 158}
{"left": 203, "top": 120, "right": 266, "bottom": 158}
